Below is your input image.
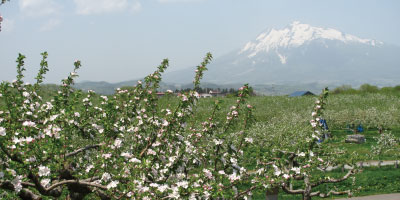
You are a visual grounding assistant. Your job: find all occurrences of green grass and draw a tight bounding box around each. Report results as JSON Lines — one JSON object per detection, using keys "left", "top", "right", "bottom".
{"left": 245, "top": 166, "right": 400, "bottom": 200}
{"left": 327, "top": 129, "right": 400, "bottom": 161}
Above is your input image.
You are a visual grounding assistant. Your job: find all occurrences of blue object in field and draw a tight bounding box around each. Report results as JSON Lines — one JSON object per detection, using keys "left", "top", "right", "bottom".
{"left": 357, "top": 124, "right": 364, "bottom": 133}
{"left": 319, "top": 119, "right": 329, "bottom": 130}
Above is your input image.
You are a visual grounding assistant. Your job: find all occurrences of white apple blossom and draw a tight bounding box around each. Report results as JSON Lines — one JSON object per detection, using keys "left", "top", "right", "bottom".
{"left": 291, "top": 167, "right": 301, "bottom": 174}
{"left": 38, "top": 165, "right": 51, "bottom": 177}
{"left": 0, "top": 127, "right": 6, "bottom": 136}
{"left": 113, "top": 138, "right": 122, "bottom": 149}
{"left": 101, "top": 173, "right": 111, "bottom": 182}
{"left": 129, "top": 158, "right": 141, "bottom": 163}
{"left": 176, "top": 180, "right": 189, "bottom": 189}
{"left": 85, "top": 165, "right": 94, "bottom": 173}
{"left": 213, "top": 139, "right": 223, "bottom": 145}
{"left": 107, "top": 180, "right": 119, "bottom": 189}
{"left": 22, "top": 121, "right": 36, "bottom": 127}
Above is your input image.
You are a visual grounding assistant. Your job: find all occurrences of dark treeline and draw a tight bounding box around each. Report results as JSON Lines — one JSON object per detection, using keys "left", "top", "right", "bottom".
{"left": 332, "top": 84, "right": 400, "bottom": 95}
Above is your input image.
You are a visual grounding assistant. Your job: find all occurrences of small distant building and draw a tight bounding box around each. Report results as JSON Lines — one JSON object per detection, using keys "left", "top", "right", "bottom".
{"left": 209, "top": 90, "right": 224, "bottom": 97}
{"left": 200, "top": 93, "right": 212, "bottom": 98}
{"left": 156, "top": 92, "right": 165, "bottom": 97}
{"left": 289, "top": 91, "right": 314, "bottom": 97}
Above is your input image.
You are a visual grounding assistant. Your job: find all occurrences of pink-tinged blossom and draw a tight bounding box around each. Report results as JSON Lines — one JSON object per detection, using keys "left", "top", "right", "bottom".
{"left": 0, "top": 127, "right": 6, "bottom": 136}
{"left": 245, "top": 137, "right": 253, "bottom": 143}
{"left": 38, "top": 166, "right": 51, "bottom": 177}
{"left": 157, "top": 184, "right": 169, "bottom": 192}
{"left": 102, "top": 154, "right": 112, "bottom": 159}
{"left": 147, "top": 149, "right": 156, "bottom": 155}
{"left": 11, "top": 175, "right": 23, "bottom": 193}
{"left": 232, "top": 110, "right": 238, "bottom": 116}
{"left": 228, "top": 173, "right": 240, "bottom": 182}
{"left": 25, "top": 136, "right": 34, "bottom": 143}
{"left": 41, "top": 178, "right": 51, "bottom": 188}
{"left": 283, "top": 174, "right": 290, "bottom": 179}
{"left": 203, "top": 169, "right": 213, "bottom": 179}
{"left": 162, "top": 119, "right": 169, "bottom": 127}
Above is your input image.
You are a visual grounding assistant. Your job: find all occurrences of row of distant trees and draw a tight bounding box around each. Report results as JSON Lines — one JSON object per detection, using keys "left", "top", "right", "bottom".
{"left": 175, "top": 87, "right": 255, "bottom": 96}
{"left": 332, "top": 84, "right": 400, "bottom": 94}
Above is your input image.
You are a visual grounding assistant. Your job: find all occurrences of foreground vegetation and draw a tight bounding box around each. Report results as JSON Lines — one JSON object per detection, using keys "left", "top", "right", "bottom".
{"left": 0, "top": 53, "right": 399, "bottom": 199}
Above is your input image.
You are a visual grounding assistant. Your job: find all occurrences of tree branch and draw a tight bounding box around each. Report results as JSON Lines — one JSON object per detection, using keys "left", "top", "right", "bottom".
{"left": 281, "top": 184, "right": 304, "bottom": 195}
{"left": 1, "top": 181, "right": 41, "bottom": 200}
{"left": 311, "top": 189, "right": 352, "bottom": 198}
{"left": 234, "top": 185, "right": 258, "bottom": 199}
{"left": 311, "top": 169, "right": 355, "bottom": 187}
{"left": 45, "top": 179, "right": 107, "bottom": 192}
{"left": 65, "top": 144, "right": 101, "bottom": 158}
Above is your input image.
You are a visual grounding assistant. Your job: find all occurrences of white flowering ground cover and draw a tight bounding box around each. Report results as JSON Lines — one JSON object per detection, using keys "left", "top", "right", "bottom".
{"left": 0, "top": 52, "right": 399, "bottom": 200}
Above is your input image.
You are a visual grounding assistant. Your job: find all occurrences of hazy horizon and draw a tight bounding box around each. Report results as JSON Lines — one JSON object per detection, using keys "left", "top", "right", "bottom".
{"left": 1, "top": 0, "right": 399, "bottom": 84}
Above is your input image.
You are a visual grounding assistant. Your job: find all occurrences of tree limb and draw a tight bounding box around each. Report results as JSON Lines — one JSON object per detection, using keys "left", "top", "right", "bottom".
{"left": 45, "top": 179, "right": 107, "bottom": 192}
{"left": 65, "top": 144, "right": 101, "bottom": 158}
{"left": 281, "top": 184, "right": 304, "bottom": 195}
{"left": 311, "top": 169, "right": 356, "bottom": 187}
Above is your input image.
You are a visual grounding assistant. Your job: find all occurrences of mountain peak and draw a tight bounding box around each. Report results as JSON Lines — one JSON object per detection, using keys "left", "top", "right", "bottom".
{"left": 240, "top": 21, "right": 382, "bottom": 58}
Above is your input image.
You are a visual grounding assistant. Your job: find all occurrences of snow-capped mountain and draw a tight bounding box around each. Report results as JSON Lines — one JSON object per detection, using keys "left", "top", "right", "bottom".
{"left": 240, "top": 21, "right": 382, "bottom": 63}
{"left": 164, "top": 21, "right": 400, "bottom": 89}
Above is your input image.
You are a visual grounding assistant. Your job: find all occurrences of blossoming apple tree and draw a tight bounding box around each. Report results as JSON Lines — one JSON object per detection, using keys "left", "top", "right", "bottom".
{"left": 0, "top": 52, "right": 357, "bottom": 200}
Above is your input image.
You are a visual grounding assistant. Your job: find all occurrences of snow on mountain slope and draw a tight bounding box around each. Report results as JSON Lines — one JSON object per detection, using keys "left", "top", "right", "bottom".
{"left": 239, "top": 21, "right": 383, "bottom": 60}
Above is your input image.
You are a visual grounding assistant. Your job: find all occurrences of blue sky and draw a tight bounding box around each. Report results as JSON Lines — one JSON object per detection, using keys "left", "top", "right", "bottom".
{"left": 1, "top": 0, "right": 399, "bottom": 83}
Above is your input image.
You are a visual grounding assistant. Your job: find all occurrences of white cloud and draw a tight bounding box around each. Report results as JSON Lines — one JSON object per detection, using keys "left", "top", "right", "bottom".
{"left": 19, "top": 0, "right": 60, "bottom": 17}
{"left": 1, "top": 18, "right": 15, "bottom": 32}
{"left": 74, "top": 0, "right": 141, "bottom": 15}
{"left": 39, "top": 18, "right": 60, "bottom": 32}
{"left": 158, "top": 0, "right": 204, "bottom": 3}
